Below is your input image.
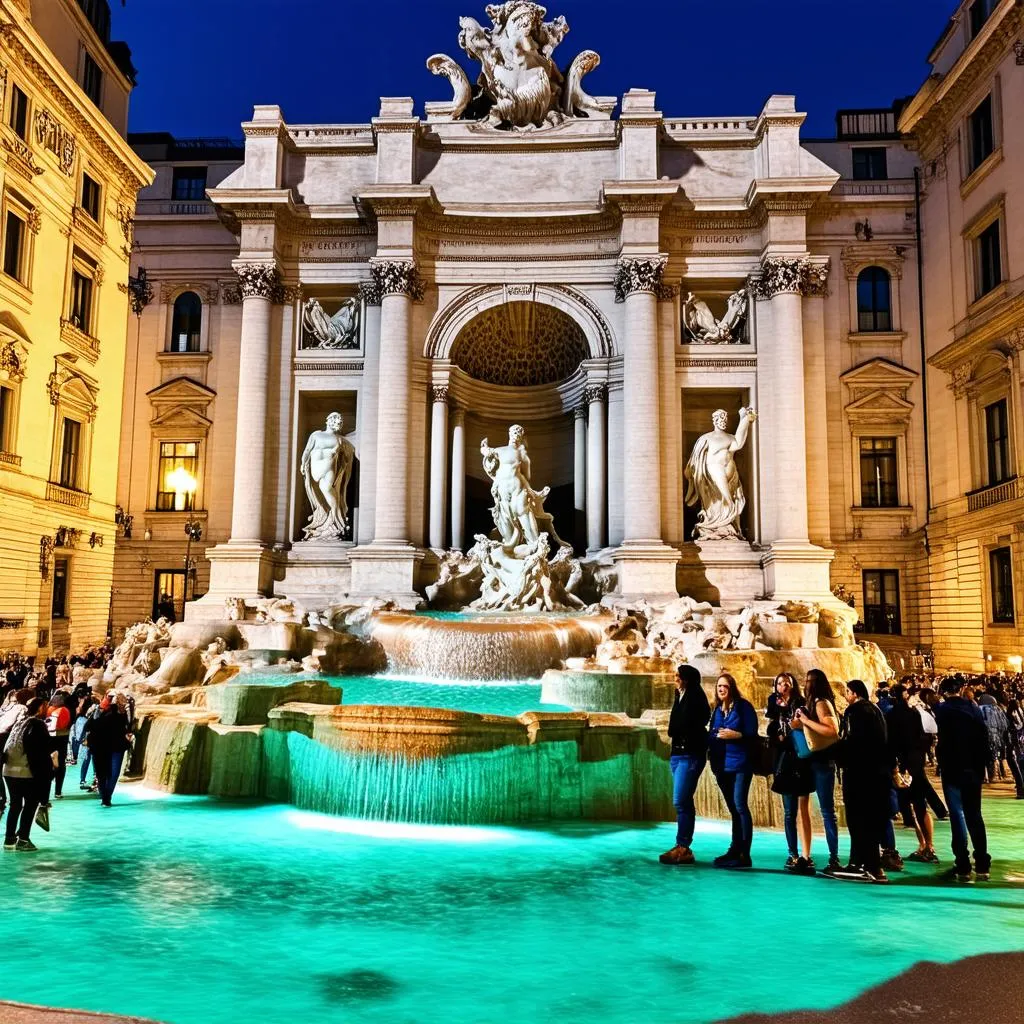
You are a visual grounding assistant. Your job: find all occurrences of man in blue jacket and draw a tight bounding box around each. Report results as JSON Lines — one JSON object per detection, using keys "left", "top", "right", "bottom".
{"left": 935, "top": 676, "right": 991, "bottom": 882}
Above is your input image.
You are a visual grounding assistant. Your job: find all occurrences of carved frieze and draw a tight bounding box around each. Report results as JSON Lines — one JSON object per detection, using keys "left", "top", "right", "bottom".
{"left": 34, "top": 108, "right": 76, "bottom": 175}
{"left": 750, "top": 257, "right": 830, "bottom": 299}
{"left": 613, "top": 257, "right": 666, "bottom": 303}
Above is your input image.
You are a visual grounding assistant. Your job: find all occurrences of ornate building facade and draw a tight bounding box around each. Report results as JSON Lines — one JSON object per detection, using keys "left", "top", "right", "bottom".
{"left": 0, "top": 0, "right": 152, "bottom": 655}
{"left": 112, "top": 2, "right": 949, "bottom": 664}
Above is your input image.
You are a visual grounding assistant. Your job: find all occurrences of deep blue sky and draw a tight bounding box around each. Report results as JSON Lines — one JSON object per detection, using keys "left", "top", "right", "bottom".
{"left": 112, "top": 0, "right": 954, "bottom": 140}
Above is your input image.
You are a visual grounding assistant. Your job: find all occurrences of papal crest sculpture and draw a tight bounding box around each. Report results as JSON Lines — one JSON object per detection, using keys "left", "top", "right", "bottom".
{"left": 427, "top": 2, "right": 611, "bottom": 130}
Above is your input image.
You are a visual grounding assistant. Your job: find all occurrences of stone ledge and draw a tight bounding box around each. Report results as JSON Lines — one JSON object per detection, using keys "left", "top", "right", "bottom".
{"left": 0, "top": 1001, "right": 163, "bottom": 1024}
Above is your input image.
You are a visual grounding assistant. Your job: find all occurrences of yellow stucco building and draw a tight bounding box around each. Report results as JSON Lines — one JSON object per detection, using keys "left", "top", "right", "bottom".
{"left": 0, "top": 0, "right": 152, "bottom": 655}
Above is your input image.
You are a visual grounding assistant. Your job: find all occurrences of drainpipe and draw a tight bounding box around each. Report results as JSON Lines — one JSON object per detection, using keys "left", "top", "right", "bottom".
{"left": 914, "top": 167, "right": 932, "bottom": 527}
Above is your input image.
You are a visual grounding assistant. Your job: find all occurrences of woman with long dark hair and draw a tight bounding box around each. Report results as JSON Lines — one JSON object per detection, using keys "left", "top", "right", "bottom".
{"left": 709, "top": 673, "right": 758, "bottom": 869}
{"left": 766, "top": 672, "right": 814, "bottom": 874}
{"left": 791, "top": 668, "right": 842, "bottom": 876}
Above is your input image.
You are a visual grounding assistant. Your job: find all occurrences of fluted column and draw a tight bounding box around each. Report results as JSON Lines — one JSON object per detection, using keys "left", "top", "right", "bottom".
{"left": 573, "top": 405, "right": 587, "bottom": 515}
{"left": 356, "top": 280, "right": 382, "bottom": 546}
{"left": 229, "top": 262, "right": 278, "bottom": 543}
{"left": 616, "top": 257, "right": 665, "bottom": 543}
{"left": 585, "top": 384, "right": 607, "bottom": 551}
{"left": 450, "top": 405, "right": 466, "bottom": 550}
{"left": 370, "top": 259, "right": 418, "bottom": 545}
{"left": 428, "top": 385, "right": 450, "bottom": 549}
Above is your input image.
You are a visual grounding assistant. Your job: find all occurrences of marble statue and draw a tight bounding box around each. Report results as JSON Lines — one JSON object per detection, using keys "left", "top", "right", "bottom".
{"left": 200, "top": 638, "right": 239, "bottom": 686}
{"left": 300, "top": 413, "right": 356, "bottom": 541}
{"left": 469, "top": 532, "right": 580, "bottom": 611}
{"left": 480, "top": 424, "right": 567, "bottom": 552}
{"left": 224, "top": 597, "right": 246, "bottom": 621}
{"left": 254, "top": 597, "right": 305, "bottom": 625}
{"left": 428, "top": 3, "right": 606, "bottom": 130}
{"left": 301, "top": 297, "right": 359, "bottom": 349}
{"left": 684, "top": 407, "right": 757, "bottom": 541}
{"left": 682, "top": 289, "right": 748, "bottom": 344}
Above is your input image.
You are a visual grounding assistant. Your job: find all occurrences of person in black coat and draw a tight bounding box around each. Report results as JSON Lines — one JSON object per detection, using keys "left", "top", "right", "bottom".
{"left": 3, "top": 698, "right": 53, "bottom": 851}
{"left": 886, "top": 683, "right": 938, "bottom": 863}
{"left": 87, "top": 696, "right": 132, "bottom": 808}
{"left": 659, "top": 664, "right": 711, "bottom": 866}
{"left": 766, "top": 672, "right": 814, "bottom": 873}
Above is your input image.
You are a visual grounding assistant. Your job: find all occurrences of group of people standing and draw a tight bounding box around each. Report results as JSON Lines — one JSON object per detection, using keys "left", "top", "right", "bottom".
{"left": 661, "top": 666, "right": 995, "bottom": 884}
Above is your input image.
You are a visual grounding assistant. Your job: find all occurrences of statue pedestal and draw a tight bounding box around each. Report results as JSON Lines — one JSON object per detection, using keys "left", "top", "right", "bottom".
{"left": 611, "top": 542, "right": 680, "bottom": 602}
{"left": 760, "top": 540, "right": 835, "bottom": 603}
{"left": 279, "top": 541, "right": 354, "bottom": 607}
{"left": 186, "top": 542, "right": 277, "bottom": 622}
{"left": 678, "top": 540, "right": 764, "bottom": 606}
{"left": 347, "top": 543, "right": 425, "bottom": 610}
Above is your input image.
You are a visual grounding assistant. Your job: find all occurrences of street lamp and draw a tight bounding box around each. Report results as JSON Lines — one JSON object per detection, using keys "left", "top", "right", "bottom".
{"left": 167, "top": 467, "right": 202, "bottom": 620}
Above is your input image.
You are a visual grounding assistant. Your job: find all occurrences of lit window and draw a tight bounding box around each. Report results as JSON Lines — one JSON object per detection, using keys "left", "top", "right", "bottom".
{"left": 172, "top": 167, "right": 208, "bottom": 201}
{"left": 8, "top": 84, "right": 27, "bottom": 140}
{"left": 156, "top": 441, "right": 199, "bottom": 511}
{"left": 81, "top": 173, "right": 101, "bottom": 221}
{"left": 976, "top": 220, "right": 1002, "bottom": 299}
{"left": 2, "top": 210, "right": 25, "bottom": 282}
{"left": 968, "top": 95, "right": 994, "bottom": 173}
{"left": 859, "top": 438, "right": 898, "bottom": 507}
{"left": 990, "top": 547, "right": 1014, "bottom": 623}
{"left": 863, "top": 569, "right": 901, "bottom": 635}
{"left": 82, "top": 51, "right": 102, "bottom": 106}
{"left": 70, "top": 269, "right": 93, "bottom": 332}
{"left": 985, "top": 398, "right": 1011, "bottom": 486}
{"left": 170, "top": 292, "right": 202, "bottom": 352}
{"left": 852, "top": 148, "right": 887, "bottom": 181}
{"left": 857, "top": 267, "right": 892, "bottom": 332}
{"left": 59, "top": 418, "right": 81, "bottom": 489}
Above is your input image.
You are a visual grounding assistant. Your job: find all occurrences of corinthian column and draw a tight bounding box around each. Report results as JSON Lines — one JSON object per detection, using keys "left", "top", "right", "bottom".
{"left": 229, "top": 261, "right": 279, "bottom": 543}
{"left": 450, "top": 404, "right": 466, "bottom": 550}
{"left": 370, "top": 259, "right": 418, "bottom": 544}
{"left": 573, "top": 404, "right": 587, "bottom": 516}
{"left": 585, "top": 385, "right": 607, "bottom": 552}
{"left": 428, "top": 385, "right": 449, "bottom": 549}
{"left": 356, "top": 280, "right": 382, "bottom": 546}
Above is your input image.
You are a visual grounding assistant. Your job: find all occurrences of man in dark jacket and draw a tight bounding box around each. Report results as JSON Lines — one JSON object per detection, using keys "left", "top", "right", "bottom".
{"left": 935, "top": 676, "right": 991, "bottom": 881}
{"left": 660, "top": 664, "right": 711, "bottom": 866}
{"left": 3, "top": 698, "right": 53, "bottom": 851}
{"left": 87, "top": 696, "right": 132, "bottom": 808}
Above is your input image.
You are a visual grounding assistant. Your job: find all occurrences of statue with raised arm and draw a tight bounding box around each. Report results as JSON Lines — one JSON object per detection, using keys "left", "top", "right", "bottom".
{"left": 684, "top": 407, "right": 757, "bottom": 541}
{"left": 300, "top": 412, "right": 355, "bottom": 541}
{"left": 480, "top": 424, "right": 567, "bottom": 553}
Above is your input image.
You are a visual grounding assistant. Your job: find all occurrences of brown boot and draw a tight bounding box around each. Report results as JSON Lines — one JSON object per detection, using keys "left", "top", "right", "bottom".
{"left": 659, "top": 845, "right": 695, "bottom": 865}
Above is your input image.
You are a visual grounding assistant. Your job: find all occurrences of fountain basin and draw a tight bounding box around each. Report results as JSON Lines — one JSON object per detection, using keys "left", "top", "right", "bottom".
{"left": 540, "top": 668, "right": 675, "bottom": 717}
{"left": 202, "top": 676, "right": 342, "bottom": 726}
{"left": 370, "top": 611, "right": 608, "bottom": 680}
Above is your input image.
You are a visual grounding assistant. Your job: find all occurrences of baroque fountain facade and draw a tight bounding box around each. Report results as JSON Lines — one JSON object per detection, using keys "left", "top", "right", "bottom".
{"left": 114, "top": 3, "right": 896, "bottom": 827}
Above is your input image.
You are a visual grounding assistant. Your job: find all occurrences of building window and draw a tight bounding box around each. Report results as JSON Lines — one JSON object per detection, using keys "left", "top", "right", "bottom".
{"left": 81, "top": 173, "right": 101, "bottom": 221}
{"left": 968, "top": 95, "right": 994, "bottom": 174}
{"left": 990, "top": 547, "right": 1014, "bottom": 623}
{"left": 51, "top": 558, "right": 69, "bottom": 619}
{"left": 70, "top": 269, "right": 93, "bottom": 332}
{"left": 153, "top": 570, "right": 185, "bottom": 622}
{"left": 81, "top": 51, "right": 103, "bottom": 106}
{"left": 155, "top": 441, "right": 199, "bottom": 511}
{"left": 2, "top": 210, "right": 25, "bottom": 282}
{"left": 857, "top": 266, "right": 892, "bottom": 332}
{"left": 58, "top": 418, "right": 82, "bottom": 489}
{"left": 859, "top": 437, "right": 898, "bottom": 507}
{"left": 969, "top": 0, "right": 995, "bottom": 39}
{"left": 863, "top": 569, "right": 901, "bottom": 635}
{"left": 170, "top": 292, "right": 202, "bottom": 352}
{"left": 0, "top": 384, "right": 11, "bottom": 451}
{"left": 8, "top": 84, "right": 28, "bottom": 139}
{"left": 171, "top": 167, "right": 208, "bottom": 201}
{"left": 985, "top": 398, "right": 1011, "bottom": 485}
{"left": 852, "top": 147, "right": 888, "bottom": 181}
{"left": 976, "top": 220, "right": 1002, "bottom": 299}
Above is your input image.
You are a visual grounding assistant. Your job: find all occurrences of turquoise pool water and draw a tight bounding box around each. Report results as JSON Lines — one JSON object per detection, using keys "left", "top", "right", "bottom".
{"left": 3, "top": 789, "right": 1023, "bottom": 1024}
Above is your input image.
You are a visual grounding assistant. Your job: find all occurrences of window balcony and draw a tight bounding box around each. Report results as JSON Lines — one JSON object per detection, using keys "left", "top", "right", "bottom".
{"left": 46, "top": 481, "right": 90, "bottom": 509}
{"left": 59, "top": 318, "right": 100, "bottom": 363}
{"left": 966, "top": 476, "right": 1023, "bottom": 513}
{"left": 0, "top": 450, "right": 21, "bottom": 468}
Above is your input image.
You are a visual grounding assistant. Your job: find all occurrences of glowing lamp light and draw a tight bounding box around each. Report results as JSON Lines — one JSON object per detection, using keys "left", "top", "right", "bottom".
{"left": 166, "top": 467, "right": 197, "bottom": 497}
{"left": 1008, "top": 655, "right": 1022, "bottom": 671}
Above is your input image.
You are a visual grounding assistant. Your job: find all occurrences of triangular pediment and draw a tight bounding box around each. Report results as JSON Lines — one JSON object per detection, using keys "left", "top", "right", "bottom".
{"left": 147, "top": 375, "right": 216, "bottom": 404}
{"left": 151, "top": 405, "right": 213, "bottom": 431}
{"left": 148, "top": 376, "right": 215, "bottom": 433}
{"left": 840, "top": 357, "right": 917, "bottom": 389}
{"left": 845, "top": 390, "right": 914, "bottom": 415}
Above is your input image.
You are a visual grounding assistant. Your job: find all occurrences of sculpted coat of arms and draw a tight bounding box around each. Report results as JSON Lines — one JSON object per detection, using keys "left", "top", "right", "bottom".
{"left": 427, "top": 2, "right": 612, "bottom": 130}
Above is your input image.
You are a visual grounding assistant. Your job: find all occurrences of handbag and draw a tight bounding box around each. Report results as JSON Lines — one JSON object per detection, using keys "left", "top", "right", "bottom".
{"left": 805, "top": 701, "right": 840, "bottom": 755}
{"left": 34, "top": 804, "right": 50, "bottom": 832}
{"left": 893, "top": 768, "right": 912, "bottom": 790}
{"left": 792, "top": 728, "right": 812, "bottom": 759}
{"left": 750, "top": 735, "right": 775, "bottom": 777}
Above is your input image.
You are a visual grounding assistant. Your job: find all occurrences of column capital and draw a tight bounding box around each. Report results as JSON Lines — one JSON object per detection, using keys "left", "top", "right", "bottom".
{"left": 431, "top": 384, "right": 450, "bottom": 404}
{"left": 614, "top": 256, "right": 666, "bottom": 303}
{"left": 370, "top": 258, "right": 424, "bottom": 299}
{"left": 750, "top": 256, "right": 829, "bottom": 299}
{"left": 573, "top": 403, "right": 588, "bottom": 421}
{"left": 584, "top": 383, "right": 608, "bottom": 405}
{"left": 233, "top": 261, "right": 280, "bottom": 300}
{"left": 358, "top": 279, "right": 382, "bottom": 306}
{"left": 655, "top": 282, "right": 679, "bottom": 301}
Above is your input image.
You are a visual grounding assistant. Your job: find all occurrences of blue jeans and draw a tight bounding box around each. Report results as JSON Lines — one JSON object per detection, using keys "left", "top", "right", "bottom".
{"left": 942, "top": 771, "right": 990, "bottom": 874}
{"left": 780, "top": 793, "right": 802, "bottom": 857}
{"left": 883, "top": 786, "right": 899, "bottom": 849}
{"left": 80, "top": 745, "right": 94, "bottom": 786}
{"left": 810, "top": 760, "right": 840, "bottom": 860}
{"left": 716, "top": 770, "right": 753, "bottom": 854}
{"left": 94, "top": 750, "right": 125, "bottom": 806}
{"left": 670, "top": 754, "right": 706, "bottom": 848}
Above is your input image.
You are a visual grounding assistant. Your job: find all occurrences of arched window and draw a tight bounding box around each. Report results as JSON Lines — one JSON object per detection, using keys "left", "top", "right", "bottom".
{"left": 857, "top": 267, "right": 892, "bottom": 333}
{"left": 170, "top": 291, "right": 202, "bottom": 352}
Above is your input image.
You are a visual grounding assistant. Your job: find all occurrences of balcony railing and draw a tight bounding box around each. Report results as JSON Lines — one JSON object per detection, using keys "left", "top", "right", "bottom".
{"left": 59, "top": 318, "right": 100, "bottom": 363}
{"left": 46, "top": 481, "right": 90, "bottom": 509}
{"left": 966, "top": 476, "right": 1023, "bottom": 512}
{"left": 833, "top": 179, "right": 916, "bottom": 197}
{"left": 0, "top": 450, "right": 21, "bottom": 468}
{"left": 135, "top": 200, "right": 214, "bottom": 216}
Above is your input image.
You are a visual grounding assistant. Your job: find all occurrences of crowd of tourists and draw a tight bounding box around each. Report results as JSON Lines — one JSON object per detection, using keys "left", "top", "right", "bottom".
{"left": 661, "top": 665, "right": 1021, "bottom": 883}
{"left": 1, "top": 648, "right": 132, "bottom": 852}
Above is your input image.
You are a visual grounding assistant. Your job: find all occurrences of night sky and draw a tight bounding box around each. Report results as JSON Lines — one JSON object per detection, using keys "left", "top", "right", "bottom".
{"left": 112, "top": 0, "right": 954, "bottom": 140}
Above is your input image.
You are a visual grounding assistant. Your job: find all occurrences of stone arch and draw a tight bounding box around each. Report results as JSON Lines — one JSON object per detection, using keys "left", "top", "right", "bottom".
{"left": 424, "top": 283, "right": 615, "bottom": 364}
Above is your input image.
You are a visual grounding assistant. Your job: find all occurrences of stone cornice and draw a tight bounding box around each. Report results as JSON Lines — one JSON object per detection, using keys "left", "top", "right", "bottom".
{"left": 613, "top": 256, "right": 666, "bottom": 302}
{"left": 602, "top": 180, "right": 680, "bottom": 218}
{"left": 928, "top": 293, "right": 1024, "bottom": 374}
{"left": 356, "top": 185, "right": 439, "bottom": 220}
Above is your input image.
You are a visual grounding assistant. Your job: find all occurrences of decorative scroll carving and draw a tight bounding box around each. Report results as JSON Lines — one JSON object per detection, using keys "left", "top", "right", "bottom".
{"left": 39, "top": 536, "right": 54, "bottom": 580}
{"left": 0, "top": 341, "right": 25, "bottom": 382}
{"left": 33, "top": 108, "right": 76, "bottom": 175}
{"left": 751, "top": 257, "right": 830, "bottom": 299}
{"left": 221, "top": 282, "right": 242, "bottom": 305}
{"left": 950, "top": 362, "right": 971, "bottom": 398}
{"left": 583, "top": 383, "right": 607, "bottom": 404}
{"left": 614, "top": 257, "right": 666, "bottom": 302}
{"left": 370, "top": 260, "right": 423, "bottom": 298}
{"left": 234, "top": 263, "right": 280, "bottom": 299}
{"left": 431, "top": 385, "right": 450, "bottom": 404}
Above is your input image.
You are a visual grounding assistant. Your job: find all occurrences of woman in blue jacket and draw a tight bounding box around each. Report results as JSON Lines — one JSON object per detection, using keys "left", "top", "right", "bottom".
{"left": 709, "top": 673, "right": 759, "bottom": 869}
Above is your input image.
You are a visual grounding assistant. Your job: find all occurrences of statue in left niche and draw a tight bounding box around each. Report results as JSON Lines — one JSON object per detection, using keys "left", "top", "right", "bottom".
{"left": 300, "top": 412, "right": 356, "bottom": 541}
{"left": 427, "top": 2, "right": 608, "bottom": 130}
{"left": 301, "top": 297, "right": 359, "bottom": 350}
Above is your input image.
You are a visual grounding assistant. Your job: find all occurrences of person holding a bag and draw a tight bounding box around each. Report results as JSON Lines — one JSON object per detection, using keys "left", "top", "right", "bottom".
{"left": 709, "top": 673, "right": 758, "bottom": 870}
{"left": 3, "top": 698, "right": 53, "bottom": 852}
{"left": 791, "top": 669, "right": 842, "bottom": 877}
{"left": 766, "top": 672, "right": 814, "bottom": 875}
{"left": 887, "top": 683, "right": 938, "bottom": 865}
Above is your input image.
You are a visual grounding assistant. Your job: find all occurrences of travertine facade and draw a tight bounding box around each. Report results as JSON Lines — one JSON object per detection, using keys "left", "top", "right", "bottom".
{"left": 111, "top": 1, "right": 1024, "bottom": 672}
{"left": 0, "top": 0, "right": 152, "bottom": 655}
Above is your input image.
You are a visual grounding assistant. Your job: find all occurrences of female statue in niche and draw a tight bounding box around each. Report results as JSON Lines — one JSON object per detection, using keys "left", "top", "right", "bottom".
{"left": 300, "top": 412, "right": 355, "bottom": 540}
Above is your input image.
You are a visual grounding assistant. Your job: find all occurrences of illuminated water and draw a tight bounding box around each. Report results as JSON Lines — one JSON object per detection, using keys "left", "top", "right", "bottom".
{"left": 3, "top": 789, "right": 1023, "bottom": 1024}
